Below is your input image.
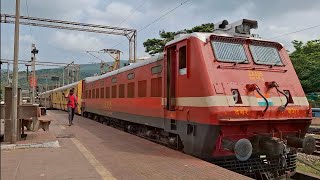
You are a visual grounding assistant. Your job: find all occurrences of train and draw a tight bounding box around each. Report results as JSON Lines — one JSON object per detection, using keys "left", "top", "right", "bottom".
{"left": 39, "top": 19, "right": 316, "bottom": 180}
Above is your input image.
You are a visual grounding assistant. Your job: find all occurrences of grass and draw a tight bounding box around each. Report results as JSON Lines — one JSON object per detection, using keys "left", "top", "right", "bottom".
{"left": 296, "top": 157, "right": 320, "bottom": 176}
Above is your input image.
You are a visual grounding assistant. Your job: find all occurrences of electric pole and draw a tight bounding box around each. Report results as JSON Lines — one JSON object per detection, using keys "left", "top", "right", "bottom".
{"left": 0, "top": 61, "right": 2, "bottom": 100}
{"left": 63, "top": 61, "right": 74, "bottom": 85}
{"left": 30, "top": 44, "right": 38, "bottom": 104}
{"left": 62, "top": 68, "right": 64, "bottom": 86}
{"left": 25, "top": 63, "right": 31, "bottom": 98}
{"left": 11, "top": 0, "right": 20, "bottom": 143}
{"left": 45, "top": 75, "right": 48, "bottom": 108}
{"left": 7, "top": 63, "right": 10, "bottom": 85}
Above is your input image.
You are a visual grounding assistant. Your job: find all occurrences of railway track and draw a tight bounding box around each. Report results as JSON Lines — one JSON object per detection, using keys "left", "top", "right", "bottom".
{"left": 292, "top": 170, "right": 320, "bottom": 180}
{"left": 314, "top": 137, "right": 320, "bottom": 156}
{"left": 307, "top": 126, "right": 320, "bottom": 156}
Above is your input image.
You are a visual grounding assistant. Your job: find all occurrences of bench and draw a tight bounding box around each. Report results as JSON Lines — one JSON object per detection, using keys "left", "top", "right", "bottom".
{"left": 39, "top": 107, "right": 47, "bottom": 116}
{"left": 22, "top": 118, "right": 33, "bottom": 130}
{"left": 38, "top": 116, "right": 52, "bottom": 131}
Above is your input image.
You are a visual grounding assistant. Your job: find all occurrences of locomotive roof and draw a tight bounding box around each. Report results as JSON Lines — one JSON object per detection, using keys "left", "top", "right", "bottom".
{"left": 42, "top": 32, "right": 282, "bottom": 94}
{"left": 165, "top": 32, "right": 284, "bottom": 47}
{"left": 84, "top": 53, "right": 164, "bottom": 83}
{"left": 44, "top": 81, "right": 80, "bottom": 94}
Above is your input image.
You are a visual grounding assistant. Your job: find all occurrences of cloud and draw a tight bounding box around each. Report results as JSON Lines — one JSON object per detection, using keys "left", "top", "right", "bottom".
{"left": 20, "top": 34, "right": 35, "bottom": 44}
{"left": 2, "top": 0, "right": 100, "bottom": 21}
{"left": 2, "top": 0, "right": 320, "bottom": 65}
{"left": 84, "top": 1, "right": 143, "bottom": 27}
{"left": 49, "top": 31, "right": 105, "bottom": 52}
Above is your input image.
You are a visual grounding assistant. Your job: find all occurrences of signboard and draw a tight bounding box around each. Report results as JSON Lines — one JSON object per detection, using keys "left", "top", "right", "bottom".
{"left": 29, "top": 76, "right": 37, "bottom": 88}
{"left": 51, "top": 76, "right": 59, "bottom": 81}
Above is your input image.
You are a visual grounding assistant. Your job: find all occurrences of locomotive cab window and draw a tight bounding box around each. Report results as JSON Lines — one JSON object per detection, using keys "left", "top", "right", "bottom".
{"left": 179, "top": 46, "right": 187, "bottom": 75}
{"left": 249, "top": 45, "right": 283, "bottom": 66}
{"left": 211, "top": 41, "right": 248, "bottom": 63}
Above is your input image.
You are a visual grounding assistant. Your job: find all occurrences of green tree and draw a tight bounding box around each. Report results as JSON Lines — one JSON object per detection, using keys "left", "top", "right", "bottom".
{"left": 290, "top": 39, "right": 320, "bottom": 93}
{"left": 143, "top": 23, "right": 214, "bottom": 55}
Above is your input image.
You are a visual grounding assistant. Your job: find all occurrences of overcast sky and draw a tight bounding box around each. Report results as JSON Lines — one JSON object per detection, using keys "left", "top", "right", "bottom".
{"left": 1, "top": 0, "right": 320, "bottom": 70}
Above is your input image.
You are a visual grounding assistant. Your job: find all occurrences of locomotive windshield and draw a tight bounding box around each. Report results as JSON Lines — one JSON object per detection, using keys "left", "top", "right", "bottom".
{"left": 211, "top": 41, "right": 248, "bottom": 63}
{"left": 249, "top": 45, "right": 283, "bottom": 65}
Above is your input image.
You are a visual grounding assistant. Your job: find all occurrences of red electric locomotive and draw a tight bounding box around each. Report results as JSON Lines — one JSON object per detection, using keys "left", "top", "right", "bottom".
{"left": 81, "top": 19, "right": 315, "bottom": 179}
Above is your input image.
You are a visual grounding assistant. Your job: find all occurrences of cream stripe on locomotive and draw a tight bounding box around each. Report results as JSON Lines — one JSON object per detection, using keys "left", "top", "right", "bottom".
{"left": 161, "top": 96, "right": 309, "bottom": 107}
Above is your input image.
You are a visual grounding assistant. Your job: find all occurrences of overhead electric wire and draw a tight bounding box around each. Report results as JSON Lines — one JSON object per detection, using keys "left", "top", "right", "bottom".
{"left": 111, "top": 0, "right": 192, "bottom": 49}
{"left": 138, "top": 0, "right": 191, "bottom": 32}
{"left": 25, "top": 0, "right": 34, "bottom": 38}
{"left": 85, "top": 51, "right": 105, "bottom": 63}
{"left": 83, "top": 0, "right": 148, "bottom": 63}
{"left": 0, "top": 58, "right": 78, "bottom": 65}
{"left": 269, "top": 24, "right": 320, "bottom": 40}
{"left": 115, "top": 0, "right": 148, "bottom": 29}
{"left": 85, "top": 51, "right": 113, "bottom": 68}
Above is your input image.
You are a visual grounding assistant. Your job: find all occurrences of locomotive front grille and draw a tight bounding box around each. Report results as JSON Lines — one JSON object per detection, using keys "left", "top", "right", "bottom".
{"left": 212, "top": 153, "right": 297, "bottom": 180}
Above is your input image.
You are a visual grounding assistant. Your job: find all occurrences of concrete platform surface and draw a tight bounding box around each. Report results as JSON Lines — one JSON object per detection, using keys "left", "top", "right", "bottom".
{"left": 1, "top": 110, "right": 251, "bottom": 180}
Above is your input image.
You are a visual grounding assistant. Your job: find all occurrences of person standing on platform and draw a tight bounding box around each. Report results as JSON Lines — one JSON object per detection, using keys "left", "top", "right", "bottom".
{"left": 63, "top": 89, "right": 78, "bottom": 126}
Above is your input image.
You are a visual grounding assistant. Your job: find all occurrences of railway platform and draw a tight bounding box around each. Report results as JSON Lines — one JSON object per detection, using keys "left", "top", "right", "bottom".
{"left": 1, "top": 110, "right": 251, "bottom": 180}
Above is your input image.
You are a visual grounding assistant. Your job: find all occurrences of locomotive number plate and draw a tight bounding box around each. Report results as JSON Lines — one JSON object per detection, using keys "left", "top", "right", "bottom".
{"left": 248, "top": 70, "right": 264, "bottom": 81}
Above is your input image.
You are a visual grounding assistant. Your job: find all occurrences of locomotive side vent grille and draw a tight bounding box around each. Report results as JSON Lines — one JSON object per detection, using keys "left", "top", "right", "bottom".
{"left": 212, "top": 153, "right": 296, "bottom": 180}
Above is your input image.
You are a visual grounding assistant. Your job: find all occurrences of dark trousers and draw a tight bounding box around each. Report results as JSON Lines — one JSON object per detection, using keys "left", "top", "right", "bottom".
{"left": 68, "top": 107, "right": 75, "bottom": 125}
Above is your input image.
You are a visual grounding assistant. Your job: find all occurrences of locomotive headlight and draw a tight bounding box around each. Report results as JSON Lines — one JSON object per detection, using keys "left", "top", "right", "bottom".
{"left": 234, "top": 139, "right": 252, "bottom": 161}
{"left": 221, "top": 138, "right": 252, "bottom": 161}
{"left": 231, "top": 89, "right": 242, "bottom": 104}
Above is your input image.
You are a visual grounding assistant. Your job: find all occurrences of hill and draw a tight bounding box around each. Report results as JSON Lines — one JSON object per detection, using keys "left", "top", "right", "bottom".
{"left": 0, "top": 61, "right": 128, "bottom": 98}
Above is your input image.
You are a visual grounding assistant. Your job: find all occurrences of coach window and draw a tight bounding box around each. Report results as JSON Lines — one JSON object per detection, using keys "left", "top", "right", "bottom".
{"left": 89, "top": 90, "right": 92, "bottom": 99}
{"left": 179, "top": 46, "right": 187, "bottom": 75}
{"left": 112, "top": 77, "right": 117, "bottom": 83}
{"left": 138, "top": 80, "right": 147, "bottom": 97}
{"left": 105, "top": 87, "right": 110, "bottom": 98}
{"left": 119, "top": 84, "right": 125, "bottom": 98}
{"left": 100, "top": 87, "right": 104, "bottom": 98}
{"left": 127, "top": 82, "right": 135, "bottom": 98}
{"left": 112, "top": 85, "right": 117, "bottom": 98}
{"left": 127, "top": 73, "right": 135, "bottom": 80}
{"left": 151, "top": 65, "right": 162, "bottom": 74}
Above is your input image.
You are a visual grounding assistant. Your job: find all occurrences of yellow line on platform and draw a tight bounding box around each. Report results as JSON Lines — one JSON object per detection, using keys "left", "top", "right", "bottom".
{"left": 71, "top": 138, "right": 116, "bottom": 180}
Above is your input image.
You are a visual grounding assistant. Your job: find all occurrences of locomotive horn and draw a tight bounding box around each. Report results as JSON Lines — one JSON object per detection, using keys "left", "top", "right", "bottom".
{"left": 287, "top": 136, "right": 316, "bottom": 155}
{"left": 222, "top": 138, "right": 252, "bottom": 161}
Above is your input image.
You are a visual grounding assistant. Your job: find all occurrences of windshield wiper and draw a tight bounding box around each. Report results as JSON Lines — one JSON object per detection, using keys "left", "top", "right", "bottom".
{"left": 233, "top": 60, "right": 248, "bottom": 66}
{"left": 269, "top": 60, "right": 281, "bottom": 68}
